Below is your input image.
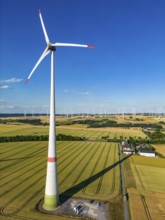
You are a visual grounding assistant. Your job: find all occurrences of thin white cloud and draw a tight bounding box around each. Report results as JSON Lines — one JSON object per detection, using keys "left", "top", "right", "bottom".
{"left": 0, "top": 85, "right": 10, "bottom": 89}
{"left": 0, "top": 105, "right": 15, "bottom": 109}
{"left": 64, "top": 89, "right": 89, "bottom": 95}
{"left": 64, "top": 89, "right": 75, "bottom": 93}
{"left": 42, "top": 105, "right": 49, "bottom": 108}
{"left": 79, "top": 91, "right": 89, "bottom": 95}
{"left": 0, "top": 78, "right": 23, "bottom": 83}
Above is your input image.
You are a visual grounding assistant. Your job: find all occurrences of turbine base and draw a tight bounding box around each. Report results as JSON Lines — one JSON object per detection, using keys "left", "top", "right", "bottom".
{"left": 43, "top": 194, "right": 59, "bottom": 210}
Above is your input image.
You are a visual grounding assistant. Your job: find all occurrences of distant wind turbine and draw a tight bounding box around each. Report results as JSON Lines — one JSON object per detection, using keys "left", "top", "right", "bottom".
{"left": 24, "top": 110, "right": 26, "bottom": 119}
{"left": 25, "top": 10, "right": 94, "bottom": 210}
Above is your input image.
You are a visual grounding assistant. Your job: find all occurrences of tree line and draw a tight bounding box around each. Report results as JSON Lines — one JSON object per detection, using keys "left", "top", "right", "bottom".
{"left": 0, "top": 134, "right": 86, "bottom": 143}
{"left": 0, "top": 119, "right": 49, "bottom": 126}
{"left": 59, "top": 118, "right": 163, "bottom": 129}
{"left": 143, "top": 129, "right": 165, "bottom": 144}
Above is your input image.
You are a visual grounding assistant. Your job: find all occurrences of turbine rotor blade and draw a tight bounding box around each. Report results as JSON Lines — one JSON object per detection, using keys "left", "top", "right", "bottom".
{"left": 52, "top": 42, "right": 95, "bottom": 48}
{"left": 39, "top": 9, "right": 50, "bottom": 44}
{"left": 26, "top": 47, "right": 50, "bottom": 83}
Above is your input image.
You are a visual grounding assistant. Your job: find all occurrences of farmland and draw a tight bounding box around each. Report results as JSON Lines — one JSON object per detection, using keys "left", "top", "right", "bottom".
{"left": 128, "top": 188, "right": 165, "bottom": 220}
{"left": 123, "top": 155, "right": 165, "bottom": 220}
{"left": 152, "top": 144, "right": 165, "bottom": 157}
{"left": 130, "top": 156, "right": 165, "bottom": 192}
{"left": 0, "top": 141, "right": 120, "bottom": 219}
{"left": 0, "top": 123, "right": 147, "bottom": 140}
{"left": 1, "top": 115, "right": 165, "bottom": 220}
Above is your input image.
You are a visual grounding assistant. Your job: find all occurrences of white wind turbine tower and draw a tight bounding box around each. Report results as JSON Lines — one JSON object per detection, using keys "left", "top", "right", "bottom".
{"left": 26, "top": 10, "right": 94, "bottom": 210}
{"left": 24, "top": 110, "right": 26, "bottom": 119}
{"left": 122, "top": 108, "right": 125, "bottom": 119}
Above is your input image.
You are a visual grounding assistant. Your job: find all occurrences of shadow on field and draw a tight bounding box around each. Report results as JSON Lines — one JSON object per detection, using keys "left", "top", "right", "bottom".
{"left": 0, "top": 156, "right": 44, "bottom": 161}
{"left": 60, "top": 154, "right": 132, "bottom": 203}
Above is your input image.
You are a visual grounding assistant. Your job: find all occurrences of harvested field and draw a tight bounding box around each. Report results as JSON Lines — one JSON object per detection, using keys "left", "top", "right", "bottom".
{"left": 130, "top": 156, "right": 165, "bottom": 192}
{"left": 0, "top": 141, "right": 120, "bottom": 219}
{"left": 128, "top": 188, "right": 165, "bottom": 220}
{"left": 0, "top": 124, "right": 147, "bottom": 140}
{"left": 0, "top": 124, "right": 49, "bottom": 136}
{"left": 152, "top": 144, "right": 165, "bottom": 157}
{"left": 125, "top": 155, "right": 165, "bottom": 220}
{"left": 56, "top": 126, "right": 146, "bottom": 140}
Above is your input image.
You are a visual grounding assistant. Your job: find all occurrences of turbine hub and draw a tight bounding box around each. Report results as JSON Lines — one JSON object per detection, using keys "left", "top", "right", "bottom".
{"left": 48, "top": 44, "right": 56, "bottom": 51}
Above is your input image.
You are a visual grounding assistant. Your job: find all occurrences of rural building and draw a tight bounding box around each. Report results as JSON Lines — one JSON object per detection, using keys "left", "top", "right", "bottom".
{"left": 122, "top": 140, "right": 128, "bottom": 146}
{"left": 136, "top": 144, "right": 150, "bottom": 150}
{"left": 123, "top": 148, "right": 135, "bottom": 155}
{"left": 139, "top": 149, "right": 155, "bottom": 157}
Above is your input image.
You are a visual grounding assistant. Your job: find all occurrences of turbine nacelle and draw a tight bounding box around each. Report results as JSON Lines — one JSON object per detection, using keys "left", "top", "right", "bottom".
{"left": 48, "top": 44, "right": 56, "bottom": 51}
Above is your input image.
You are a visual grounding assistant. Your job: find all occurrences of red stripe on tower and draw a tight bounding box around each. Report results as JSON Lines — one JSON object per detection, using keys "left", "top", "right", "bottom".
{"left": 48, "top": 157, "right": 57, "bottom": 162}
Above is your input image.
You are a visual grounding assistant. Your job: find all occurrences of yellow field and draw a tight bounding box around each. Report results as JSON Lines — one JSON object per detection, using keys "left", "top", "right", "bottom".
{"left": 126, "top": 155, "right": 165, "bottom": 220}
{"left": 0, "top": 141, "right": 120, "bottom": 219}
{"left": 0, "top": 123, "right": 147, "bottom": 139}
{"left": 130, "top": 156, "right": 165, "bottom": 192}
{"left": 128, "top": 188, "right": 165, "bottom": 220}
{"left": 0, "top": 124, "right": 49, "bottom": 136}
{"left": 113, "top": 115, "right": 165, "bottom": 124}
{"left": 130, "top": 156, "right": 165, "bottom": 168}
{"left": 152, "top": 144, "right": 165, "bottom": 157}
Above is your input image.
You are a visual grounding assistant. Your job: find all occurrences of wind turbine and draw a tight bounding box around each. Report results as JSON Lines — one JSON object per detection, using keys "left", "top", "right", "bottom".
{"left": 26, "top": 10, "right": 94, "bottom": 211}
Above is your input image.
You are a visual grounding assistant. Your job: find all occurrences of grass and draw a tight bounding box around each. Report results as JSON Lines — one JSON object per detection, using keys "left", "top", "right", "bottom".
{"left": 130, "top": 156, "right": 165, "bottom": 168}
{"left": 0, "top": 123, "right": 147, "bottom": 140}
{"left": 152, "top": 144, "right": 165, "bottom": 157}
{"left": 0, "top": 124, "right": 49, "bottom": 136}
{"left": 131, "top": 164, "right": 165, "bottom": 192}
{"left": 128, "top": 188, "right": 165, "bottom": 220}
{"left": 123, "top": 155, "right": 165, "bottom": 220}
{"left": 122, "top": 156, "right": 136, "bottom": 189}
{"left": 130, "top": 156, "right": 165, "bottom": 192}
{"left": 1, "top": 116, "right": 164, "bottom": 220}
{"left": 0, "top": 141, "right": 120, "bottom": 219}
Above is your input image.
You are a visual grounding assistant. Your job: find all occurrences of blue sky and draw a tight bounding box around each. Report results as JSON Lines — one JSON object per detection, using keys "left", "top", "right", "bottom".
{"left": 0, "top": 0, "right": 165, "bottom": 114}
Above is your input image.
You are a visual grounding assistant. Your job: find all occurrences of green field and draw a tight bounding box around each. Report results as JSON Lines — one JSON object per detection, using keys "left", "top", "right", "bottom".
{"left": 0, "top": 124, "right": 147, "bottom": 140}
{"left": 1, "top": 116, "right": 162, "bottom": 220}
{"left": 123, "top": 155, "right": 165, "bottom": 220}
{"left": 152, "top": 144, "right": 165, "bottom": 157}
{"left": 0, "top": 141, "right": 120, "bottom": 219}
{"left": 130, "top": 156, "right": 165, "bottom": 192}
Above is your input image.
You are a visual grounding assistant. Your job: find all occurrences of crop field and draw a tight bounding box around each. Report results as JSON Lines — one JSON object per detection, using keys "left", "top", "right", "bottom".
{"left": 0, "top": 125, "right": 49, "bottom": 136}
{"left": 152, "top": 144, "right": 165, "bottom": 156}
{"left": 128, "top": 188, "right": 165, "bottom": 220}
{"left": 0, "top": 124, "right": 147, "bottom": 140}
{"left": 57, "top": 126, "right": 146, "bottom": 140}
{"left": 0, "top": 141, "right": 120, "bottom": 220}
{"left": 124, "top": 155, "right": 165, "bottom": 220}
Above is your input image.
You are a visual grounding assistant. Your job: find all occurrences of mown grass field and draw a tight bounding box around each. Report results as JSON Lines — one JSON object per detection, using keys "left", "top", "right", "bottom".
{"left": 0, "top": 123, "right": 147, "bottom": 140}
{"left": 123, "top": 155, "right": 165, "bottom": 220}
{"left": 152, "top": 144, "right": 165, "bottom": 157}
{"left": 0, "top": 141, "right": 120, "bottom": 219}
{"left": 128, "top": 188, "right": 165, "bottom": 220}
{"left": 36, "top": 115, "right": 165, "bottom": 125}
